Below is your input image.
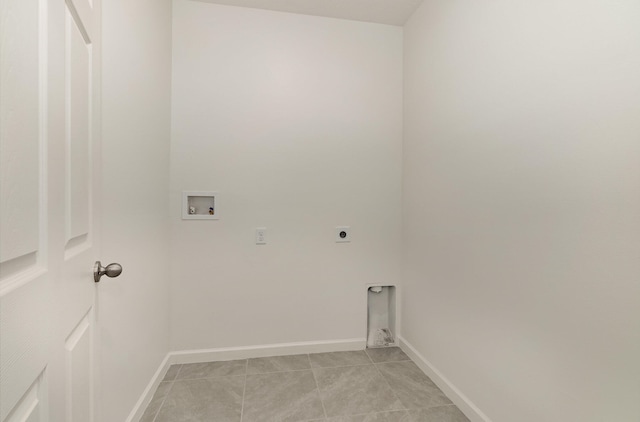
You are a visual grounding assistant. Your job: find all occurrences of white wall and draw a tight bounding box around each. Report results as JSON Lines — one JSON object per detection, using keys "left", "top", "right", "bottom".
{"left": 170, "top": 1, "right": 403, "bottom": 350}
{"left": 101, "top": 0, "right": 172, "bottom": 420}
{"left": 402, "top": 1, "right": 640, "bottom": 421}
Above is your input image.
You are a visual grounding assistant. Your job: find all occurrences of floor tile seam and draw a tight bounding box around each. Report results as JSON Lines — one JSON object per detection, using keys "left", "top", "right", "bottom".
{"left": 375, "top": 359, "right": 443, "bottom": 390}
{"left": 371, "top": 357, "right": 408, "bottom": 412}
{"left": 239, "top": 360, "right": 249, "bottom": 422}
{"left": 245, "top": 367, "right": 314, "bottom": 375}
{"left": 150, "top": 378, "right": 176, "bottom": 422}
{"left": 309, "top": 362, "right": 329, "bottom": 420}
{"left": 309, "top": 362, "right": 375, "bottom": 370}
{"left": 332, "top": 409, "right": 411, "bottom": 418}
{"left": 362, "top": 349, "right": 375, "bottom": 364}
{"left": 180, "top": 359, "right": 248, "bottom": 368}
{"left": 173, "top": 373, "right": 247, "bottom": 382}
{"left": 372, "top": 358, "right": 412, "bottom": 364}
{"left": 162, "top": 364, "right": 181, "bottom": 382}
{"left": 406, "top": 403, "right": 458, "bottom": 411}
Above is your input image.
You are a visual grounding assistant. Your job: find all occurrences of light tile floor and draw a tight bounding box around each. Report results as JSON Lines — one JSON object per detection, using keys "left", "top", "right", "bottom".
{"left": 140, "top": 348, "right": 470, "bottom": 422}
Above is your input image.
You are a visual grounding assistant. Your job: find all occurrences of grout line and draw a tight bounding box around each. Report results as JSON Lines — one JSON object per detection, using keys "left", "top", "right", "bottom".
{"left": 372, "top": 358, "right": 407, "bottom": 411}
{"left": 171, "top": 361, "right": 376, "bottom": 381}
{"left": 173, "top": 360, "right": 249, "bottom": 382}
{"left": 243, "top": 354, "right": 317, "bottom": 374}
{"left": 172, "top": 364, "right": 183, "bottom": 381}
{"left": 245, "top": 363, "right": 373, "bottom": 373}
{"left": 309, "top": 362, "right": 374, "bottom": 370}
{"left": 416, "top": 403, "right": 459, "bottom": 409}
{"left": 363, "top": 348, "right": 374, "bottom": 362}
{"left": 239, "top": 360, "right": 248, "bottom": 422}
{"left": 373, "top": 357, "right": 461, "bottom": 414}
{"left": 309, "top": 354, "right": 328, "bottom": 420}
{"left": 372, "top": 358, "right": 412, "bottom": 364}
{"left": 334, "top": 409, "right": 410, "bottom": 418}
{"left": 245, "top": 367, "right": 313, "bottom": 375}
{"left": 306, "top": 353, "right": 313, "bottom": 369}
{"left": 172, "top": 374, "right": 248, "bottom": 383}
{"left": 150, "top": 380, "right": 175, "bottom": 422}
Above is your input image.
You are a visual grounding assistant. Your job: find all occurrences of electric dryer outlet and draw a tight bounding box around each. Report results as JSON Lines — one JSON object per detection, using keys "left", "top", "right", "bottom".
{"left": 336, "top": 226, "right": 351, "bottom": 243}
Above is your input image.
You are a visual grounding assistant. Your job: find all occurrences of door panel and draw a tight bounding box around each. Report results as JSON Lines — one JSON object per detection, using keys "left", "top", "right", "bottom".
{"left": 0, "top": 0, "right": 41, "bottom": 267}
{"left": 65, "top": 2, "right": 92, "bottom": 250}
{"left": 58, "top": 0, "right": 100, "bottom": 420}
{"left": 0, "top": 281, "right": 50, "bottom": 422}
{"left": 4, "top": 371, "right": 47, "bottom": 422}
{"left": 64, "top": 311, "right": 93, "bottom": 422}
{"left": 0, "top": 0, "right": 50, "bottom": 420}
{"left": 0, "top": 0, "right": 101, "bottom": 420}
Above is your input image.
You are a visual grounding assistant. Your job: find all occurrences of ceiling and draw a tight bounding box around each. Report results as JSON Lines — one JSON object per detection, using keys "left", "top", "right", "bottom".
{"left": 191, "top": 0, "right": 424, "bottom": 26}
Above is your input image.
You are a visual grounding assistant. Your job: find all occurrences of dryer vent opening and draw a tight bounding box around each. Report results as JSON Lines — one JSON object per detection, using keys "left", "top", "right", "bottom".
{"left": 367, "top": 285, "right": 396, "bottom": 348}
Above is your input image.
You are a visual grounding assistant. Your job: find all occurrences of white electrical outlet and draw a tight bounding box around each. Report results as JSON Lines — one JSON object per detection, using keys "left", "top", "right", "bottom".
{"left": 256, "top": 228, "right": 267, "bottom": 245}
{"left": 336, "top": 226, "right": 351, "bottom": 243}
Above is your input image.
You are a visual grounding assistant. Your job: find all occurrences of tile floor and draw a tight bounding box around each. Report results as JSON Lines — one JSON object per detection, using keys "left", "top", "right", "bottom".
{"left": 140, "top": 347, "right": 470, "bottom": 422}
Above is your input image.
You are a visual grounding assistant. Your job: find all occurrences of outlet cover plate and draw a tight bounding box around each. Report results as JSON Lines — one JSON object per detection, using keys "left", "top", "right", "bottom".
{"left": 256, "top": 228, "right": 267, "bottom": 245}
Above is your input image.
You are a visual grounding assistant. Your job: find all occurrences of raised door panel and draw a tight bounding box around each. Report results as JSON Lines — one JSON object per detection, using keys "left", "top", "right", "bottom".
{"left": 64, "top": 312, "right": 93, "bottom": 422}
{"left": 65, "top": 1, "right": 92, "bottom": 254}
{"left": 0, "top": 281, "right": 50, "bottom": 422}
{"left": 60, "top": 0, "right": 98, "bottom": 420}
{"left": 3, "top": 372, "right": 48, "bottom": 422}
{"left": 0, "top": 0, "right": 49, "bottom": 420}
{"left": 0, "top": 0, "right": 39, "bottom": 265}
{"left": 0, "top": 0, "right": 45, "bottom": 285}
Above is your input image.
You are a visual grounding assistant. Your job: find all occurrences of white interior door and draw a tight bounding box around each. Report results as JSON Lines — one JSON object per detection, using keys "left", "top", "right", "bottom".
{"left": 0, "top": 0, "right": 102, "bottom": 421}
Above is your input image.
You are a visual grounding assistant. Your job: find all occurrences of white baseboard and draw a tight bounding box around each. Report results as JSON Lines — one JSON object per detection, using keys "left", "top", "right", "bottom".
{"left": 126, "top": 338, "right": 366, "bottom": 421}
{"left": 169, "top": 338, "right": 367, "bottom": 364}
{"left": 125, "top": 353, "right": 172, "bottom": 422}
{"left": 398, "top": 336, "right": 492, "bottom": 422}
